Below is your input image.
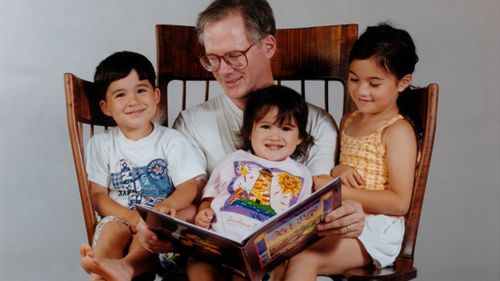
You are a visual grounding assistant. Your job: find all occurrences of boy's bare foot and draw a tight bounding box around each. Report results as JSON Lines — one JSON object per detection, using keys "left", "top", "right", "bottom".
{"left": 80, "top": 244, "right": 133, "bottom": 281}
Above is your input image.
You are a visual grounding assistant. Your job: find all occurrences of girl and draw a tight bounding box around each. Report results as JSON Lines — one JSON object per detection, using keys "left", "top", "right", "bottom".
{"left": 187, "top": 85, "right": 315, "bottom": 281}
{"left": 277, "top": 23, "right": 419, "bottom": 280}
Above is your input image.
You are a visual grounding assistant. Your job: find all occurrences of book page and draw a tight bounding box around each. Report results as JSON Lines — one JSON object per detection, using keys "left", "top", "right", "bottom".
{"left": 244, "top": 177, "right": 341, "bottom": 272}
{"left": 136, "top": 205, "right": 247, "bottom": 275}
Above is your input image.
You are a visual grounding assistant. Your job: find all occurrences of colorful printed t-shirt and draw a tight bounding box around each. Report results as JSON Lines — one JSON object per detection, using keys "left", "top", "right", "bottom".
{"left": 202, "top": 150, "right": 313, "bottom": 242}
{"left": 85, "top": 123, "right": 206, "bottom": 209}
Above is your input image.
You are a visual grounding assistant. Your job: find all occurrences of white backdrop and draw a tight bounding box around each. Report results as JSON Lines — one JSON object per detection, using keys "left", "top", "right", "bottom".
{"left": 0, "top": 1, "right": 499, "bottom": 280}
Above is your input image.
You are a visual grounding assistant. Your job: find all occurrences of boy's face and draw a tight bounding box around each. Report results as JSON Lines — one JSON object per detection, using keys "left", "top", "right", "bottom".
{"left": 99, "top": 69, "right": 160, "bottom": 140}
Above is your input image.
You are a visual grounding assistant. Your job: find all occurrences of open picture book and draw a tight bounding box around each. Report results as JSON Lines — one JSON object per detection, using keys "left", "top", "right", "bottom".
{"left": 136, "top": 177, "right": 341, "bottom": 281}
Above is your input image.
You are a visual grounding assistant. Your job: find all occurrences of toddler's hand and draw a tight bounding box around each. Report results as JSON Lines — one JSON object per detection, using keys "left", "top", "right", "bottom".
{"left": 313, "top": 174, "right": 335, "bottom": 191}
{"left": 331, "top": 164, "right": 365, "bottom": 189}
{"left": 194, "top": 208, "right": 215, "bottom": 229}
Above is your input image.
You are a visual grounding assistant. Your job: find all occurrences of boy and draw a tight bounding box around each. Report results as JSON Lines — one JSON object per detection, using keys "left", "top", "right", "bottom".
{"left": 79, "top": 51, "right": 206, "bottom": 281}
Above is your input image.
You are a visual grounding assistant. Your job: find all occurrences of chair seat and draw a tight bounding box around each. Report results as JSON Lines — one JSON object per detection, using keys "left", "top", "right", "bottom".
{"left": 342, "top": 265, "right": 416, "bottom": 281}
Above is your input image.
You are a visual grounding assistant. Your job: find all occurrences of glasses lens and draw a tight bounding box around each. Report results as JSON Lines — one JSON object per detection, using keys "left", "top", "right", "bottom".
{"left": 225, "top": 52, "right": 247, "bottom": 70}
{"left": 199, "top": 55, "right": 220, "bottom": 72}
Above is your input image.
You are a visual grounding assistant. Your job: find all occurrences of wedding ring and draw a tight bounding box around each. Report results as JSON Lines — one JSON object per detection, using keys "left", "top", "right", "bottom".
{"left": 346, "top": 224, "right": 351, "bottom": 232}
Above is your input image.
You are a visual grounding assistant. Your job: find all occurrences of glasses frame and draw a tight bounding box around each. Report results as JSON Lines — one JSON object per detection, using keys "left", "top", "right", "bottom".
{"left": 198, "top": 42, "right": 256, "bottom": 72}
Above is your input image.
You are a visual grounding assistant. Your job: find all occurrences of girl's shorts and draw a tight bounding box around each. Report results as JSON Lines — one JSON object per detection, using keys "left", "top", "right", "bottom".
{"left": 358, "top": 215, "right": 405, "bottom": 268}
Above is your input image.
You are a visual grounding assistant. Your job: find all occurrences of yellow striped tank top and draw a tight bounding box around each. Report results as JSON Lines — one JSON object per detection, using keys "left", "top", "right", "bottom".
{"left": 339, "top": 111, "right": 404, "bottom": 191}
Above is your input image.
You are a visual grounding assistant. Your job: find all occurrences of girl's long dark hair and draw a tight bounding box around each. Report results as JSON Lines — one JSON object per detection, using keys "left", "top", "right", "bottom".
{"left": 349, "top": 23, "right": 420, "bottom": 131}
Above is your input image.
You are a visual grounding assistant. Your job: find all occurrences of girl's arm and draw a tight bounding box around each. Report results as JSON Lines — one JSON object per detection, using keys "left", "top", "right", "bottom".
{"left": 342, "top": 119, "right": 417, "bottom": 216}
{"left": 331, "top": 164, "right": 365, "bottom": 189}
{"left": 332, "top": 114, "right": 348, "bottom": 169}
{"left": 90, "top": 182, "right": 140, "bottom": 228}
{"left": 331, "top": 112, "right": 365, "bottom": 189}
{"left": 197, "top": 197, "right": 213, "bottom": 212}
{"left": 194, "top": 198, "right": 214, "bottom": 228}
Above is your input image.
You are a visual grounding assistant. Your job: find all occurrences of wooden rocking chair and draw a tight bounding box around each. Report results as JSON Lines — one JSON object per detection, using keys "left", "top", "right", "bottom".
{"left": 65, "top": 23, "right": 439, "bottom": 280}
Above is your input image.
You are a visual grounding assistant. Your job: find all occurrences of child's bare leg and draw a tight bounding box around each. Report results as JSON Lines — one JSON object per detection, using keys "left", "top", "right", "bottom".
{"left": 268, "top": 262, "right": 287, "bottom": 281}
{"left": 315, "top": 236, "right": 370, "bottom": 276}
{"left": 80, "top": 220, "right": 132, "bottom": 280}
{"left": 282, "top": 236, "right": 370, "bottom": 281}
{"left": 187, "top": 258, "right": 224, "bottom": 281}
{"left": 80, "top": 245, "right": 103, "bottom": 280}
{"left": 80, "top": 235, "right": 157, "bottom": 281}
{"left": 120, "top": 235, "right": 158, "bottom": 276}
{"left": 94, "top": 220, "right": 132, "bottom": 258}
{"left": 80, "top": 244, "right": 132, "bottom": 281}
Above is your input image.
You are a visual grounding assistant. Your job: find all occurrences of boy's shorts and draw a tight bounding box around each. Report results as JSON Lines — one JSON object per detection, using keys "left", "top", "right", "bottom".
{"left": 358, "top": 215, "right": 405, "bottom": 268}
{"left": 92, "top": 216, "right": 185, "bottom": 271}
{"left": 92, "top": 216, "right": 130, "bottom": 246}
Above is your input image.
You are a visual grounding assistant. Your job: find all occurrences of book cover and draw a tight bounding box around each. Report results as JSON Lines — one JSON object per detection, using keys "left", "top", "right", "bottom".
{"left": 137, "top": 177, "right": 341, "bottom": 280}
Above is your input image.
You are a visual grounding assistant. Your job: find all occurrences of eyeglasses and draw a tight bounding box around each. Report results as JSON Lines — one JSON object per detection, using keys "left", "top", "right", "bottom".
{"left": 199, "top": 43, "right": 256, "bottom": 72}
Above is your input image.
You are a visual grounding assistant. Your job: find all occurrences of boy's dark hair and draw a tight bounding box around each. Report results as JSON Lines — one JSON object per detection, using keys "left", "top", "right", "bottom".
{"left": 240, "top": 85, "right": 314, "bottom": 161}
{"left": 94, "top": 51, "right": 156, "bottom": 101}
{"left": 349, "top": 23, "right": 418, "bottom": 80}
{"left": 196, "top": 0, "right": 276, "bottom": 45}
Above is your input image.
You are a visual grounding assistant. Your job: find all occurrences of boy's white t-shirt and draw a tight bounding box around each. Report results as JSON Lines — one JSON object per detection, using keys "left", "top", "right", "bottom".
{"left": 85, "top": 123, "right": 206, "bottom": 209}
{"left": 202, "top": 150, "right": 313, "bottom": 242}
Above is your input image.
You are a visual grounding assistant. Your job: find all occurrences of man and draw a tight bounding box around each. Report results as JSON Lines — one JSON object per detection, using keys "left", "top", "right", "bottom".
{"left": 138, "top": 0, "right": 366, "bottom": 273}
{"left": 173, "top": 0, "right": 337, "bottom": 176}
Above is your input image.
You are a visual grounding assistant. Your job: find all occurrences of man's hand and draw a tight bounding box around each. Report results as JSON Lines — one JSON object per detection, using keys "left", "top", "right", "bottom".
{"left": 136, "top": 218, "right": 174, "bottom": 253}
{"left": 317, "top": 200, "right": 366, "bottom": 238}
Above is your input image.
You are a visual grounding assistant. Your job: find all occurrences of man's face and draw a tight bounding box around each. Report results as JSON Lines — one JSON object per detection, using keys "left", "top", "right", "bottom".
{"left": 202, "top": 13, "right": 275, "bottom": 109}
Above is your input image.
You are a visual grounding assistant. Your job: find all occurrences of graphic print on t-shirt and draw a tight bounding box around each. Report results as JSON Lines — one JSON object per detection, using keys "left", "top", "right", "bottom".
{"left": 110, "top": 158, "right": 173, "bottom": 208}
{"left": 221, "top": 160, "right": 304, "bottom": 222}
